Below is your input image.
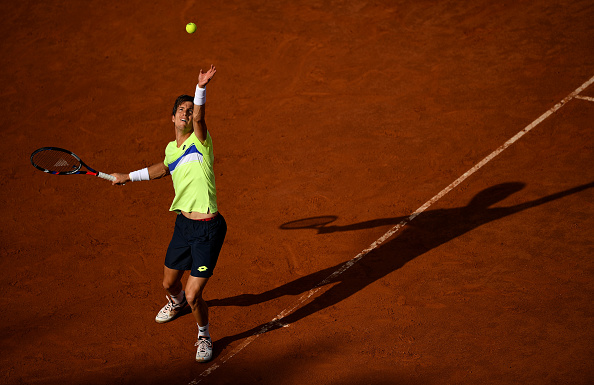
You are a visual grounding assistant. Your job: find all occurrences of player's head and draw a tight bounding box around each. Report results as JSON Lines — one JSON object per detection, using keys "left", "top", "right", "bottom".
{"left": 172, "top": 95, "right": 194, "bottom": 116}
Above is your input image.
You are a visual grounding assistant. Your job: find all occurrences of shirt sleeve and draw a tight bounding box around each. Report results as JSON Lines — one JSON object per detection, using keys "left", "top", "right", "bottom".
{"left": 163, "top": 142, "right": 172, "bottom": 167}
{"left": 196, "top": 131, "right": 212, "bottom": 150}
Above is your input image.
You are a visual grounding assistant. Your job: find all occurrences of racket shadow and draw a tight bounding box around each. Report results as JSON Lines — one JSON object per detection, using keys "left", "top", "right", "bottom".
{"left": 210, "top": 181, "right": 594, "bottom": 355}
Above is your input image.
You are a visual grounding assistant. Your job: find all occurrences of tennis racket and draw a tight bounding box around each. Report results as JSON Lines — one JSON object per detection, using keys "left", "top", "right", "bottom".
{"left": 30, "top": 147, "right": 115, "bottom": 182}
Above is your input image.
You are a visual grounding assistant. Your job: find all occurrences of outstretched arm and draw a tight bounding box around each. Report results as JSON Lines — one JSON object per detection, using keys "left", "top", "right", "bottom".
{"left": 193, "top": 65, "right": 216, "bottom": 142}
{"left": 110, "top": 162, "right": 170, "bottom": 185}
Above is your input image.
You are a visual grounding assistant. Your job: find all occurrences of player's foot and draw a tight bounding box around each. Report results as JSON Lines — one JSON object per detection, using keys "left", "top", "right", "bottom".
{"left": 195, "top": 336, "right": 213, "bottom": 362}
{"left": 155, "top": 295, "right": 187, "bottom": 323}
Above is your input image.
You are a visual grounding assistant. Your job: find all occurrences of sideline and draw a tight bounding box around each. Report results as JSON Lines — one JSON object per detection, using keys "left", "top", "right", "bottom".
{"left": 190, "top": 74, "right": 594, "bottom": 384}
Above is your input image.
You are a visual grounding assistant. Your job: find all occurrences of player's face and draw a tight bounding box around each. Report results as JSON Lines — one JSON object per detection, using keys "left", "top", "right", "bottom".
{"left": 172, "top": 101, "right": 193, "bottom": 130}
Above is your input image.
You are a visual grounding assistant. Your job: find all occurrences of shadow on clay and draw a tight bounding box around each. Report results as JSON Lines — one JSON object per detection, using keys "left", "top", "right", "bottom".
{"left": 208, "top": 181, "right": 593, "bottom": 356}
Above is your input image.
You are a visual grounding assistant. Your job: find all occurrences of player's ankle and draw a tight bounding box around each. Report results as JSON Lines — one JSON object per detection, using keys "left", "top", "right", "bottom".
{"left": 198, "top": 323, "right": 210, "bottom": 339}
{"left": 170, "top": 290, "right": 185, "bottom": 305}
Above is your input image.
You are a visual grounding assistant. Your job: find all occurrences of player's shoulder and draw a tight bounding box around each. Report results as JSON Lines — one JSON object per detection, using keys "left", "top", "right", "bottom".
{"left": 164, "top": 140, "right": 179, "bottom": 164}
{"left": 164, "top": 140, "right": 178, "bottom": 152}
{"left": 191, "top": 131, "right": 212, "bottom": 148}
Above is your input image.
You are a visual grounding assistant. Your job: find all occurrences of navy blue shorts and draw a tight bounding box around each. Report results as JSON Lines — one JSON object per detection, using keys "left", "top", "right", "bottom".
{"left": 164, "top": 213, "right": 227, "bottom": 278}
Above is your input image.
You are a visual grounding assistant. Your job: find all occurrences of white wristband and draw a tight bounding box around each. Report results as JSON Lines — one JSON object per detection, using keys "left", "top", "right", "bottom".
{"left": 129, "top": 167, "right": 150, "bottom": 182}
{"left": 194, "top": 85, "right": 206, "bottom": 105}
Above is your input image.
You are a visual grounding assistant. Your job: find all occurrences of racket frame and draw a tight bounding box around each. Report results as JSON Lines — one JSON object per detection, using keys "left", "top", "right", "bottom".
{"left": 30, "top": 147, "right": 115, "bottom": 181}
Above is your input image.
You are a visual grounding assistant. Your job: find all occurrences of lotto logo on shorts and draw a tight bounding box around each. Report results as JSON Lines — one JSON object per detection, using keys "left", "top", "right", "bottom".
{"left": 198, "top": 266, "right": 208, "bottom": 272}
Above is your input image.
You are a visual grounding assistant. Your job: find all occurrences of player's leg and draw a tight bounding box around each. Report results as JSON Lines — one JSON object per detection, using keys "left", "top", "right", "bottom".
{"left": 155, "top": 267, "right": 188, "bottom": 323}
{"left": 188, "top": 214, "right": 227, "bottom": 362}
{"left": 186, "top": 275, "right": 212, "bottom": 363}
{"left": 163, "top": 266, "right": 185, "bottom": 297}
{"left": 186, "top": 275, "right": 213, "bottom": 362}
{"left": 185, "top": 275, "right": 210, "bottom": 326}
{"left": 156, "top": 215, "right": 193, "bottom": 323}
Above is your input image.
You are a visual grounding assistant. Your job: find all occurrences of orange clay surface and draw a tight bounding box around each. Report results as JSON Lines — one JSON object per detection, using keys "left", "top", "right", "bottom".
{"left": 1, "top": 1, "right": 593, "bottom": 384}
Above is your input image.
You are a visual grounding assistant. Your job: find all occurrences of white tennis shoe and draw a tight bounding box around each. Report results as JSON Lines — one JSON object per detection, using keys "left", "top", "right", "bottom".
{"left": 195, "top": 337, "right": 213, "bottom": 362}
{"left": 155, "top": 295, "right": 187, "bottom": 323}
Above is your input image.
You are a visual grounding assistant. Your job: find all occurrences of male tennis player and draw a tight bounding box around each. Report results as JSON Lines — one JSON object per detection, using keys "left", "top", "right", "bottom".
{"left": 110, "top": 65, "right": 226, "bottom": 363}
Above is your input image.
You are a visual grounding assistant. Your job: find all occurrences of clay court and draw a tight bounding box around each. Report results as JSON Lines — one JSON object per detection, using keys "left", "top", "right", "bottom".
{"left": 1, "top": 1, "right": 593, "bottom": 384}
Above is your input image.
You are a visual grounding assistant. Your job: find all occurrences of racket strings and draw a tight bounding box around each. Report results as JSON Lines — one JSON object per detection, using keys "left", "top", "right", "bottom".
{"left": 32, "top": 150, "right": 80, "bottom": 173}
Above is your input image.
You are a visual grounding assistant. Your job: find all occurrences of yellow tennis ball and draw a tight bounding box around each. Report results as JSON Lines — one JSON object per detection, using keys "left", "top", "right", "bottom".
{"left": 186, "top": 22, "right": 197, "bottom": 34}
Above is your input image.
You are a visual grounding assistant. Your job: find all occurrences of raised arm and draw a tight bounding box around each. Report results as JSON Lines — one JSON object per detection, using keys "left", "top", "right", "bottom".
{"left": 110, "top": 162, "right": 170, "bottom": 185}
{"left": 193, "top": 65, "right": 216, "bottom": 142}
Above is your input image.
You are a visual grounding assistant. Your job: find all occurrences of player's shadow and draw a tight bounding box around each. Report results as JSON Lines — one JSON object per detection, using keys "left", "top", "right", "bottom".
{"left": 209, "top": 181, "right": 593, "bottom": 354}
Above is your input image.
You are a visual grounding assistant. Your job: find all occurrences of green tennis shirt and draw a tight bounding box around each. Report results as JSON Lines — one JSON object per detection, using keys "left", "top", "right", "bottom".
{"left": 163, "top": 131, "right": 218, "bottom": 214}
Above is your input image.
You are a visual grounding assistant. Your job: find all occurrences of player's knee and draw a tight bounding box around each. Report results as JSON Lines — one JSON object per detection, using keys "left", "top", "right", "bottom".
{"left": 185, "top": 289, "right": 204, "bottom": 308}
{"left": 162, "top": 278, "right": 179, "bottom": 292}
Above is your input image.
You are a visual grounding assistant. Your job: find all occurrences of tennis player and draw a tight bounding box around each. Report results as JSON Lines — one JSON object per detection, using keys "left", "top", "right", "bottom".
{"left": 110, "top": 65, "right": 226, "bottom": 363}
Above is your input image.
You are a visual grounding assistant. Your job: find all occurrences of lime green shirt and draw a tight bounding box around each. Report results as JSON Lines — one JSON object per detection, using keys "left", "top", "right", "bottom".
{"left": 163, "top": 131, "right": 218, "bottom": 214}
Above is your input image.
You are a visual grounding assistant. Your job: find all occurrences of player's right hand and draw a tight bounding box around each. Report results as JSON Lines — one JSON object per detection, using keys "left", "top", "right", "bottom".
{"left": 110, "top": 173, "right": 130, "bottom": 185}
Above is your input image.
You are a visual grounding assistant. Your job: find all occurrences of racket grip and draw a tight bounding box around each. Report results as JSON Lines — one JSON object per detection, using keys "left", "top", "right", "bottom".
{"left": 98, "top": 172, "right": 116, "bottom": 182}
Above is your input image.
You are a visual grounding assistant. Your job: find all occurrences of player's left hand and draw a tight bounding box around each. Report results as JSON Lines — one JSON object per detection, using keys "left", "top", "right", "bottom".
{"left": 198, "top": 65, "right": 216, "bottom": 88}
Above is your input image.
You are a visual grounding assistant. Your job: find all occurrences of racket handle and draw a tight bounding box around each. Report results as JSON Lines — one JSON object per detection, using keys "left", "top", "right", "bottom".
{"left": 98, "top": 172, "right": 116, "bottom": 182}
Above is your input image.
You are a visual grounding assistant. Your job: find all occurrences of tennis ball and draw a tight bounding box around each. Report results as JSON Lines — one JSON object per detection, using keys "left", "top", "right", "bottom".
{"left": 186, "top": 22, "right": 197, "bottom": 34}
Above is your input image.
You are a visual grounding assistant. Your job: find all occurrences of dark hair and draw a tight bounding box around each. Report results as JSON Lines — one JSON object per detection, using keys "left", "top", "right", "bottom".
{"left": 171, "top": 94, "right": 194, "bottom": 116}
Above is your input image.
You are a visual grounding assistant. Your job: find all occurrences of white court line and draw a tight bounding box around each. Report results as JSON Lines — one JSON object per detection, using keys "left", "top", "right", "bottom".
{"left": 575, "top": 95, "right": 594, "bottom": 102}
{"left": 190, "top": 74, "right": 594, "bottom": 384}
